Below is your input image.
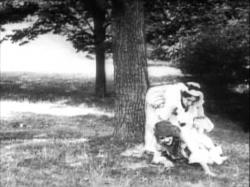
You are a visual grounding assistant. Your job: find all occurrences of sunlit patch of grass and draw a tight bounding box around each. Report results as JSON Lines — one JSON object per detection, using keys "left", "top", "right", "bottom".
{"left": 0, "top": 100, "right": 114, "bottom": 120}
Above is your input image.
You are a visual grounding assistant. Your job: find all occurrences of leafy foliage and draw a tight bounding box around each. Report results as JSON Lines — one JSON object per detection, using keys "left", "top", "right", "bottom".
{"left": 178, "top": 1, "right": 250, "bottom": 86}
{"left": 145, "top": 0, "right": 249, "bottom": 62}
{"left": 0, "top": 1, "right": 38, "bottom": 26}
{"left": 145, "top": 0, "right": 215, "bottom": 60}
{"left": 1, "top": 0, "right": 112, "bottom": 52}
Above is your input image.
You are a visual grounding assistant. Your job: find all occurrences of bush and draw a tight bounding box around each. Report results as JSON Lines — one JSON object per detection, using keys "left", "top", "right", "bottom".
{"left": 179, "top": 21, "right": 249, "bottom": 86}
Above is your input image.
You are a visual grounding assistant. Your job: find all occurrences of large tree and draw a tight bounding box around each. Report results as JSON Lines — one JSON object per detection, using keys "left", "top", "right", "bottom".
{"left": 112, "top": 0, "right": 149, "bottom": 141}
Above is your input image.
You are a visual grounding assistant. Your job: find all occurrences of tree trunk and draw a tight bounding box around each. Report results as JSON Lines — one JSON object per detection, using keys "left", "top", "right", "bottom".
{"left": 112, "top": 0, "right": 149, "bottom": 141}
{"left": 94, "top": 9, "right": 106, "bottom": 97}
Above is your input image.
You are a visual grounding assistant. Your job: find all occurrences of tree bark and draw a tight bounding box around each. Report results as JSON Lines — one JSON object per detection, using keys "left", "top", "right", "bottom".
{"left": 112, "top": 0, "right": 149, "bottom": 141}
{"left": 94, "top": 8, "right": 106, "bottom": 97}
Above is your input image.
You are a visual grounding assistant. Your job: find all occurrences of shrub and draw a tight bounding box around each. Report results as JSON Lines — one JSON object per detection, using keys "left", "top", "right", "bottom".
{"left": 179, "top": 21, "right": 249, "bottom": 87}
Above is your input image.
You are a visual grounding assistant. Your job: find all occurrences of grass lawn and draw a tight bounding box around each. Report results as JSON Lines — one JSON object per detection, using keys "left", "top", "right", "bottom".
{"left": 0, "top": 71, "right": 249, "bottom": 187}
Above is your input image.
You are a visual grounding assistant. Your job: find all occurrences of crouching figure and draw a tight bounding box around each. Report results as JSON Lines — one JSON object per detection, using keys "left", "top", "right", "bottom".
{"left": 144, "top": 82, "right": 227, "bottom": 176}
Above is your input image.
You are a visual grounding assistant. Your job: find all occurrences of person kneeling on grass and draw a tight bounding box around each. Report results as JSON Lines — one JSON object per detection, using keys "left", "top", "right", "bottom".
{"left": 154, "top": 121, "right": 184, "bottom": 161}
{"left": 154, "top": 119, "right": 228, "bottom": 176}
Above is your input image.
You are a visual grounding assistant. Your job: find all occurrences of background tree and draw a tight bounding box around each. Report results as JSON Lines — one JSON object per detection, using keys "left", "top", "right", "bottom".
{"left": 0, "top": 0, "right": 111, "bottom": 97}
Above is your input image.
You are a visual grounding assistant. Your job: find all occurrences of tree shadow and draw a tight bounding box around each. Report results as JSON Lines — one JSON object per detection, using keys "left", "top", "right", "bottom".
{"left": 0, "top": 72, "right": 115, "bottom": 108}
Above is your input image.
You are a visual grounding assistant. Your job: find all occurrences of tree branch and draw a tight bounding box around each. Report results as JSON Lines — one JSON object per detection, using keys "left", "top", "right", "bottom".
{"left": 82, "top": 16, "right": 94, "bottom": 33}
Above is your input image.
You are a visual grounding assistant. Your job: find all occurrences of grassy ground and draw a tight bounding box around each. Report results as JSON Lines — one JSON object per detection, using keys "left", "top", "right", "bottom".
{"left": 0, "top": 71, "right": 249, "bottom": 187}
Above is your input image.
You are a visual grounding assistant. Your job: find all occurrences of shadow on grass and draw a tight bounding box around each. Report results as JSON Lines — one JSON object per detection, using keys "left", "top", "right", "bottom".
{"left": 0, "top": 72, "right": 115, "bottom": 108}
{"left": 0, "top": 113, "right": 114, "bottom": 143}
